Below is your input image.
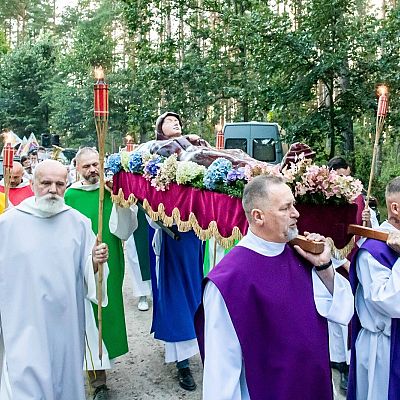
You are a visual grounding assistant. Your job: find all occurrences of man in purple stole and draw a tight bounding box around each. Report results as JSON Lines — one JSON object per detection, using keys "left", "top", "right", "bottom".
{"left": 347, "top": 177, "right": 400, "bottom": 400}
{"left": 196, "top": 175, "right": 354, "bottom": 400}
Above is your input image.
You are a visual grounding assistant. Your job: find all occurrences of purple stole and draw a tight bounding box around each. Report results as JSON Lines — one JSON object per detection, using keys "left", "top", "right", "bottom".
{"left": 196, "top": 245, "right": 333, "bottom": 400}
{"left": 348, "top": 239, "right": 400, "bottom": 400}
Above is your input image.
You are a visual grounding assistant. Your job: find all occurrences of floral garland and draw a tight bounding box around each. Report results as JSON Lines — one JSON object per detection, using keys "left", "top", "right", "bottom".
{"left": 282, "top": 156, "right": 363, "bottom": 204}
{"left": 106, "top": 150, "right": 363, "bottom": 205}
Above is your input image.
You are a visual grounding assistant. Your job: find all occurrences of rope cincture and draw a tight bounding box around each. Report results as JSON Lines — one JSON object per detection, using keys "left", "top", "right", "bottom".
{"left": 112, "top": 188, "right": 356, "bottom": 255}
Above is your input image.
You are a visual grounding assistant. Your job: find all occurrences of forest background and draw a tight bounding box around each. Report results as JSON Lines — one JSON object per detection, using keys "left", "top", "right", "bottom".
{"left": 0, "top": 0, "right": 400, "bottom": 204}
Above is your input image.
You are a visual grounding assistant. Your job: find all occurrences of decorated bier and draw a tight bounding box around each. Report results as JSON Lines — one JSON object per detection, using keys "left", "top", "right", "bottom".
{"left": 111, "top": 145, "right": 363, "bottom": 256}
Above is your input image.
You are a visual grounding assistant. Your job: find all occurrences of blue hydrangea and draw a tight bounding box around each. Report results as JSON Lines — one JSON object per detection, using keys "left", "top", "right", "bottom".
{"left": 203, "top": 158, "right": 233, "bottom": 190}
{"left": 128, "top": 151, "right": 143, "bottom": 173}
{"left": 144, "top": 157, "right": 163, "bottom": 177}
{"left": 106, "top": 153, "right": 121, "bottom": 175}
{"left": 226, "top": 167, "right": 245, "bottom": 183}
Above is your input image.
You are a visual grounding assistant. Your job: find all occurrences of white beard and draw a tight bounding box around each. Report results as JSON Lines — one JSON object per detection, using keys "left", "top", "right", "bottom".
{"left": 36, "top": 194, "right": 65, "bottom": 215}
{"left": 287, "top": 226, "right": 299, "bottom": 241}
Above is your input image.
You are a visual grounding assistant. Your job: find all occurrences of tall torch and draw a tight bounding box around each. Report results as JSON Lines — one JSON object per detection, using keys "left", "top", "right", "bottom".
{"left": 94, "top": 66, "right": 109, "bottom": 362}
{"left": 3, "top": 141, "right": 14, "bottom": 209}
{"left": 364, "top": 85, "right": 388, "bottom": 222}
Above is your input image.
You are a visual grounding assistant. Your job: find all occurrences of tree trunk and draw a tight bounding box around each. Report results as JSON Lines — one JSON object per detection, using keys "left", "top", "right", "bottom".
{"left": 327, "top": 82, "right": 335, "bottom": 160}
{"left": 339, "top": 59, "right": 355, "bottom": 163}
{"left": 166, "top": 0, "right": 171, "bottom": 39}
{"left": 140, "top": 122, "right": 147, "bottom": 143}
{"left": 53, "top": 0, "right": 56, "bottom": 28}
{"left": 21, "top": 6, "right": 27, "bottom": 42}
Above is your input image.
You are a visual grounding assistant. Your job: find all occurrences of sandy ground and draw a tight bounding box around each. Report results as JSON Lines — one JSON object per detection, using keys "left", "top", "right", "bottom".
{"left": 88, "top": 271, "right": 346, "bottom": 400}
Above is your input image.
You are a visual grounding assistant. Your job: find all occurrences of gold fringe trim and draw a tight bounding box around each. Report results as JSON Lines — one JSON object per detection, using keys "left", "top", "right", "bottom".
{"left": 112, "top": 188, "right": 358, "bottom": 253}
{"left": 112, "top": 188, "right": 138, "bottom": 207}
{"left": 327, "top": 236, "right": 356, "bottom": 260}
{"left": 112, "top": 188, "right": 243, "bottom": 248}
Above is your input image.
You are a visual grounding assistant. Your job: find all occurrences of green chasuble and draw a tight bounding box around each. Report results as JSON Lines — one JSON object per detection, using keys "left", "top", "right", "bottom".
{"left": 133, "top": 208, "right": 151, "bottom": 281}
{"left": 65, "top": 186, "right": 128, "bottom": 359}
{"left": 203, "top": 239, "right": 238, "bottom": 276}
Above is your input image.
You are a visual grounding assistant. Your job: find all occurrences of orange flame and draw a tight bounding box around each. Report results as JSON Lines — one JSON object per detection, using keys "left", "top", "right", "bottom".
{"left": 94, "top": 66, "right": 105, "bottom": 81}
{"left": 377, "top": 85, "right": 388, "bottom": 96}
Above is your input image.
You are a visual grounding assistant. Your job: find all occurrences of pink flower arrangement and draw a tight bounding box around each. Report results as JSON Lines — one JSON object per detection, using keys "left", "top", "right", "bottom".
{"left": 282, "top": 157, "right": 363, "bottom": 205}
{"left": 244, "top": 162, "right": 282, "bottom": 181}
{"left": 117, "top": 149, "right": 363, "bottom": 203}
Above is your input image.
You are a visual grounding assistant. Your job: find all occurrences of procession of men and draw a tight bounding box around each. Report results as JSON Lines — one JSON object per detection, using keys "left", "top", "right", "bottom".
{"left": 1, "top": 112, "right": 400, "bottom": 400}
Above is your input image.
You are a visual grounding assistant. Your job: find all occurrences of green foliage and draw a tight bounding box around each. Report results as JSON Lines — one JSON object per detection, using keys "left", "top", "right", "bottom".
{"left": 0, "top": 0, "right": 122, "bottom": 148}
{"left": 0, "top": 0, "right": 399, "bottom": 191}
{"left": 0, "top": 36, "right": 56, "bottom": 134}
{"left": 220, "top": 179, "right": 246, "bottom": 198}
{"left": 0, "top": 31, "right": 9, "bottom": 54}
{"left": 48, "top": 0, "right": 118, "bottom": 147}
{"left": 373, "top": 141, "right": 400, "bottom": 208}
{"left": 0, "top": 0, "right": 54, "bottom": 44}
{"left": 120, "top": 0, "right": 386, "bottom": 158}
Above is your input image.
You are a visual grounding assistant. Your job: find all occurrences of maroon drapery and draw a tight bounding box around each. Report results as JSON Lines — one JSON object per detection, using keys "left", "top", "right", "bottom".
{"left": 113, "top": 171, "right": 358, "bottom": 249}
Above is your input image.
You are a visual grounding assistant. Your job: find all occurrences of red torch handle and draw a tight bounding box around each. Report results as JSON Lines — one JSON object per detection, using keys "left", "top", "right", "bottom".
{"left": 94, "top": 81, "right": 109, "bottom": 119}
{"left": 377, "top": 94, "right": 388, "bottom": 117}
{"left": 3, "top": 144, "right": 14, "bottom": 168}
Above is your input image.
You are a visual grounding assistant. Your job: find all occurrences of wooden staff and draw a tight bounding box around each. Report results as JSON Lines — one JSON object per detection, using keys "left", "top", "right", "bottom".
{"left": 364, "top": 86, "right": 388, "bottom": 225}
{"left": 95, "top": 121, "right": 107, "bottom": 363}
{"left": 94, "top": 66, "right": 109, "bottom": 363}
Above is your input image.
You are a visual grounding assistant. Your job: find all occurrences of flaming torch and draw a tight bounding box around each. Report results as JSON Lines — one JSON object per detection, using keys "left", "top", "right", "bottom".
{"left": 94, "top": 66, "right": 109, "bottom": 362}
{"left": 2, "top": 138, "right": 14, "bottom": 209}
{"left": 364, "top": 85, "right": 389, "bottom": 220}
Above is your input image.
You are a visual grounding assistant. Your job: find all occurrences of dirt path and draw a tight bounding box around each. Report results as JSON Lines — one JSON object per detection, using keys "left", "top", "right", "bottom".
{"left": 95, "top": 272, "right": 345, "bottom": 400}
{"left": 101, "top": 273, "right": 202, "bottom": 400}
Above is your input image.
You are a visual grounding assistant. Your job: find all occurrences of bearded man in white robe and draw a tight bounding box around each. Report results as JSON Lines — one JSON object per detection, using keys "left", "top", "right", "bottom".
{"left": 0, "top": 160, "right": 109, "bottom": 400}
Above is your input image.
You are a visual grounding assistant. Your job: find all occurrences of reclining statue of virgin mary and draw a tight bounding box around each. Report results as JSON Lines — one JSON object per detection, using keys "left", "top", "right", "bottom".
{"left": 136, "top": 111, "right": 259, "bottom": 168}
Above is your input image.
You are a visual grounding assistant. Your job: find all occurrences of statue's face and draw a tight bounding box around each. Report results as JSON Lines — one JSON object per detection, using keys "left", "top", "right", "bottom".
{"left": 161, "top": 116, "right": 182, "bottom": 138}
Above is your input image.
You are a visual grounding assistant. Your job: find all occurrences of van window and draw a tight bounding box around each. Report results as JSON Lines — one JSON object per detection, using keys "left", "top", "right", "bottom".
{"left": 253, "top": 138, "right": 276, "bottom": 162}
{"left": 225, "top": 138, "right": 247, "bottom": 153}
